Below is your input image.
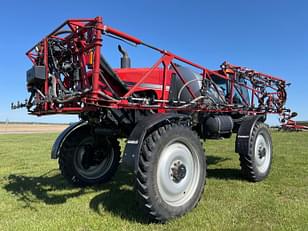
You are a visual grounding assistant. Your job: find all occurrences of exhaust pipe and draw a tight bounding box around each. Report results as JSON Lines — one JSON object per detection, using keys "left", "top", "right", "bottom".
{"left": 118, "top": 45, "right": 131, "bottom": 68}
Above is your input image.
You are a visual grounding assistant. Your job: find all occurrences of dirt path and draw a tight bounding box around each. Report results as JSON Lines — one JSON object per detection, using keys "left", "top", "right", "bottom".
{"left": 0, "top": 123, "right": 68, "bottom": 134}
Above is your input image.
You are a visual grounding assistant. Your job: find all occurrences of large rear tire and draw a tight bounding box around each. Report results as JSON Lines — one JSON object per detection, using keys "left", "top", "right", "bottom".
{"left": 239, "top": 122, "right": 272, "bottom": 182}
{"left": 58, "top": 131, "right": 121, "bottom": 187}
{"left": 136, "top": 124, "right": 206, "bottom": 222}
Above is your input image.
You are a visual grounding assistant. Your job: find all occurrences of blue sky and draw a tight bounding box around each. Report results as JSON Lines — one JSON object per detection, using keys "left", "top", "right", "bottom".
{"left": 0, "top": 0, "right": 307, "bottom": 124}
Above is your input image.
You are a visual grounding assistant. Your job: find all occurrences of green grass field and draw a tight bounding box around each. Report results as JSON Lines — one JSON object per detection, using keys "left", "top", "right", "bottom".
{"left": 0, "top": 131, "right": 307, "bottom": 231}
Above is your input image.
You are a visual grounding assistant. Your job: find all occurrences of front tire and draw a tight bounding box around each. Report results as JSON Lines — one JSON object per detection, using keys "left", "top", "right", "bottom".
{"left": 136, "top": 124, "right": 206, "bottom": 222}
{"left": 239, "top": 122, "right": 272, "bottom": 182}
{"left": 59, "top": 131, "right": 121, "bottom": 187}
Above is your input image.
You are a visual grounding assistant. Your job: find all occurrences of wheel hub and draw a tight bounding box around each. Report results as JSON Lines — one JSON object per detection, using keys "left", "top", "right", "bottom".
{"left": 80, "top": 144, "right": 106, "bottom": 169}
{"left": 170, "top": 160, "right": 187, "bottom": 183}
{"left": 258, "top": 146, "right": 266, "bottom": 159}
{"left": 74, "top": 137, "right": 115, "bottom": 179}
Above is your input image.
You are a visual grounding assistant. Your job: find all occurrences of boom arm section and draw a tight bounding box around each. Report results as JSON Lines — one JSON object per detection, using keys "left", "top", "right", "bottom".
{"left": 14, "top": 16, "right": 290, "bottom": 118}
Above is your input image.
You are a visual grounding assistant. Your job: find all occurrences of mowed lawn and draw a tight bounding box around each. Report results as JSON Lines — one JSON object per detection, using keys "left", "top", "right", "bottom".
{"left": 0, "top": 131, "right": 307, "bottom": 231}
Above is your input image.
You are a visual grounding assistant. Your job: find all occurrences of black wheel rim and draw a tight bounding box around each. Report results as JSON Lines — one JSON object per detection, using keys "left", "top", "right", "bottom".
{"left": 73, "top": 137, "right": 114, "bottom": 180}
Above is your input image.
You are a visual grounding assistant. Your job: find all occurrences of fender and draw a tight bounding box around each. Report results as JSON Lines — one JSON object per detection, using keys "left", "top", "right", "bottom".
{"left": 122, "top": 113, "right": 191, "bottom": 173}
{"left": 235, "top": 115, "right": 266, "bottom": 153}
{"left": 51, "top": 120, "right": 88, "bottom": 159}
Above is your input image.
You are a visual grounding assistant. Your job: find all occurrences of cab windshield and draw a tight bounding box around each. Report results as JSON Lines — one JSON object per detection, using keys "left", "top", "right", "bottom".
{"left": 211, "top": 74, "right": 250, "bottom": 105}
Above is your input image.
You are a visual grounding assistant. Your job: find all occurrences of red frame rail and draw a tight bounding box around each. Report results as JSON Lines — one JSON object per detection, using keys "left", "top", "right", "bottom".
{"left": 25, "top": 16, "right": 289, "bottom": 116}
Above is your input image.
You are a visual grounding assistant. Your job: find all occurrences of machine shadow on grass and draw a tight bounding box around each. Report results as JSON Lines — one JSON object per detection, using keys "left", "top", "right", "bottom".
{"left": 3, "top": 168, "right": 149, "bottom": 222}
{"left": 206, "top": 155, "right": 242, "bottom": 180}
{"left": 3, "top": 169, "right": 87, "bottom": 210}
{"left": 89, "top": 169, "right": 151, "bottom": 223}
{"left": 3, "top": 158, "right": 241, "bottom": 222}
